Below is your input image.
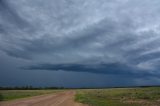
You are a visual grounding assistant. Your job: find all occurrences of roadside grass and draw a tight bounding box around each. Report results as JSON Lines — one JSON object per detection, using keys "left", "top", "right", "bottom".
{"left": 0, "top": 90, "right": 63, "bottom": 101}
{"left": 75, "top": 87, "right": 160, "bottom": 106}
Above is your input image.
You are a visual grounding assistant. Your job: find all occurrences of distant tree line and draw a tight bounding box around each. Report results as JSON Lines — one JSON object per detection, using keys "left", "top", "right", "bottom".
{"left": 0, "top": 85, "right": 160, "bottom": 90}
{"left": 0, "top": 86, "right": 65, "bottom": 90}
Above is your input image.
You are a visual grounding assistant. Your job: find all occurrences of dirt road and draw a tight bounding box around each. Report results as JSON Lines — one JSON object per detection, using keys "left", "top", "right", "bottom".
{"left": 0, "top": 91, "right": 87, "bottom": 106}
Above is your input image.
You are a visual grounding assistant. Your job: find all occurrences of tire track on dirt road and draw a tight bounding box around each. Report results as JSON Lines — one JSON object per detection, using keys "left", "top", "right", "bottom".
{"left": 0, "top": 91, "right": 87, "bottom": 106}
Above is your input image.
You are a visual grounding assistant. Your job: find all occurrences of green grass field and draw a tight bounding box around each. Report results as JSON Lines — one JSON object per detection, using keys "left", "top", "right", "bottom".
{"left": 75, "top": 87, "right": 160, "bottom": 106}
{"left": 0, "top": 90, "right": 63, "bottom": 101}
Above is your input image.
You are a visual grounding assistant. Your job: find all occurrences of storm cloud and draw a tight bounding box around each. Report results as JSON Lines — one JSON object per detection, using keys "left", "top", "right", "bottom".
{"left": 24, "top": 63, "right": 160, "bottom": 78}
{"left": 0, "top": 0, "right": 160, "bottom": 87}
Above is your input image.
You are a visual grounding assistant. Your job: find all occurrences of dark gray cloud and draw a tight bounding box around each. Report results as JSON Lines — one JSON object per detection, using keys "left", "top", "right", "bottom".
{"left": 0, "top": 0, "right": 33, "bottom": 31}
{"left": 24, "top": 63, "right": 160, "bottom": 78}
{"left": 0, "top": 0, "right": 24, "bottom": 26}
{"left": 0, "top": 0, "right": 160, "bottom": 87}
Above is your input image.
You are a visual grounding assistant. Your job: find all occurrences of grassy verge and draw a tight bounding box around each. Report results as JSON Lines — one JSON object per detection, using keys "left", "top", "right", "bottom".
{"left": 75, "top": 87, "right": 160, "bottom": 106}
{"left": 0, "top": 90, "right": 63, "bottom": 101}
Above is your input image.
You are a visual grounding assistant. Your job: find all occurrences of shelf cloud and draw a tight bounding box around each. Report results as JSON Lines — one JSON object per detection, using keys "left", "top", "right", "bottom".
{"left": 0, "top": 0, "right": 160, "bottom": 87}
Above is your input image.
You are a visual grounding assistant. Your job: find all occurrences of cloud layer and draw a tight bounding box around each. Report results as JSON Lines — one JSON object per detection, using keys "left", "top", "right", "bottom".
{"left": 25, "top": 63, "right": 160, "bottom": 78}
{"left": 0, "top": 0, "right": 160, "bottom": 87}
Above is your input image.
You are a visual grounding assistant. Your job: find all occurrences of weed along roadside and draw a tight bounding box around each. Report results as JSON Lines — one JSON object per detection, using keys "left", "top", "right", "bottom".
{"left": 75, "top": 87, "right": 160, "bottom": 106}
{"left": 0, "top": 90, "right": 63, "bottom": 101}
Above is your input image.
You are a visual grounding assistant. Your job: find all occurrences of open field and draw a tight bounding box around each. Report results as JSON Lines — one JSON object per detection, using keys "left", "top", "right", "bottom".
{"left": 75, "top": 87, "right": 160, "bottom": 106}
{"left": 0, "top": 90, "right": 86, "bottom": 106}
{"left": 0, "top": 89, "right": 63, "bottom": 101}
{"left": 0, "top": 87, "right": 160, "bottom": 106}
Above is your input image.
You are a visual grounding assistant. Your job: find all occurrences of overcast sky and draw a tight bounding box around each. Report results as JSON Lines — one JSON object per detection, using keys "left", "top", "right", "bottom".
{"left": 0, "top": 0, "right": 160, "bottom": 87}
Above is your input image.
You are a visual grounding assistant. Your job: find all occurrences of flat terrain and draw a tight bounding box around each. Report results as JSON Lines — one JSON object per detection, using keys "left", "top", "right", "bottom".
{"left": 75, "top": 87, "right": 160, "bottom": 106}
{"left": 0, "top": 90, "right": 62, "bottom": 101}
{"left": 1, "top": 87, "right": 160, "bottom": 106}
{"left": 0, "top": 91, "right": 86, "bottom": 106}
